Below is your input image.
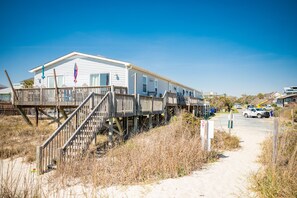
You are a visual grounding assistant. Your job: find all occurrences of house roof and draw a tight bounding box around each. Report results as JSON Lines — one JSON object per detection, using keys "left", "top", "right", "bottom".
{"left": 29, "top": 51, "right": 202, "bottom": 94}
{"left": 0, "top": 87, "right": 11, "bottom": 94}
{"left": 29, "top": 52, "right": 130, "bottom": 73}
{"left": 278, "top": 94, "right": 297, "bottom": 99}
{"left": 0, "top": 83, "right": 7, "bottom": 89}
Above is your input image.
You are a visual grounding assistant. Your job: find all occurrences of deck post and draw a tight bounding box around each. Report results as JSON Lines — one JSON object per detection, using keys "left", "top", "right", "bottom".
{"left": 35, "top": 107, "right": 39, "bottom": 127}
{"left": 126, "top": 117, "right": 129, "bottom": 139}
{"left": 149, "top": 114, "right": 153, "bottom": 129}
{"left": 133, "top": 116, "right": 138, "bottom": 133}
{"left": 108, "top": 118, "right": 113, "bottom": 146}
{"left": 111, "top": 85, "right": 116, "bottom": 117}
{"left": 53, "top": 69, "right": 59, "bottom": 105}
{"left": 164, "top": 107, "right": 168, "bottom": 124}
{"left": 57, "top": 107, "right": 60, "bottom": 127}
{"left": 36, "top": 146, "right": 42, "bottom": 175}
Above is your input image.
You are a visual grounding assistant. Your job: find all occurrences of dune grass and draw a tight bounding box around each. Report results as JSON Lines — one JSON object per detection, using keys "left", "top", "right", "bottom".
{"left": 0, "top": 115, "right": 55, "bottom": 162}
{"left": 56, "top": 113, "right": 240, "bottom": 187}
{"left": 250, "top": 109, "right": 297, "bottom": 198}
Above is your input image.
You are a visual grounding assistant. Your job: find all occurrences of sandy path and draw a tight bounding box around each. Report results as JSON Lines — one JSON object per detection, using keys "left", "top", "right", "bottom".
{"left": 102, "top": 112, "right": 273, "bottom": 197}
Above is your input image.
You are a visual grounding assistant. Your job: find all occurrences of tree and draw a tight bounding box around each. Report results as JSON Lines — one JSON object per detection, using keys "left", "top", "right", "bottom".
{"left": 257, "top": 93, "right": 264, "bottom": 99}
{"left": 22, "top": 79, "right": 34, "bottom": 88}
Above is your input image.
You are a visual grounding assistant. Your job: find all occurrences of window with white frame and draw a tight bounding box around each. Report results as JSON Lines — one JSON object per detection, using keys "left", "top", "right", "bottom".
{"left": 47, "top": 76, "right": 64, "bottom": 88}
{"left": 100, "top": 73, "right": 110, "bottom": 86}
{"left": 142, "top": 75, "right": 147, "bottom": 93}
{"left": 169, "top": 83, "right": 172, "bottom": 92}
{"left": 90, "top": 74, "right": 100, "bottom": 86}
{"left": 154, "top": 79, "right": 158, "bottom": 93}
{"left": 90, "top": 73, "right": 110, "bottom": 86}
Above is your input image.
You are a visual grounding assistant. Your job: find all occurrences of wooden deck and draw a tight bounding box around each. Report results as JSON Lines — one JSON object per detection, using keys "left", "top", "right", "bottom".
{"left": 11, "top": 86, "right": 209, "bottom": 174}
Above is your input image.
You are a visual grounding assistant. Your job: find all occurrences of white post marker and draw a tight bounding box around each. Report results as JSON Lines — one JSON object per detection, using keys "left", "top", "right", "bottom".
{"left": 228, "top": 110, "right": 234, "bottom": 133}
{"left": 207, "top": 120, "right": 214, "bottom": 151}
{"left": 200, "top": 120, "right": 206, "bottom": 150}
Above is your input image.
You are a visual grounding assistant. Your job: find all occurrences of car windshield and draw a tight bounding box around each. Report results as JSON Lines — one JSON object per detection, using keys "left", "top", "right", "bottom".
{"left": 256, "top": 108, "right": 263, "bottom": 111}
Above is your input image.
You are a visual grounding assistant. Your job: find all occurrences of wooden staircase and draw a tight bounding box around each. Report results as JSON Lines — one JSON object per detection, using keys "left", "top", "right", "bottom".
{"left": 37, "top": 92, "right": 110, "bottom": 174}
{"left": 58, "top": 92, "right": 110, "bottom": 162}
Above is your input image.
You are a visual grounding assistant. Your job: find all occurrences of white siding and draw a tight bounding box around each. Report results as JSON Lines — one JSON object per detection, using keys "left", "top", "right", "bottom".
{"left": 128, "top": 68, "right": 200, "bottom": 98}
{"left": 34, "top": 56, "right": 127, "bottom": 88}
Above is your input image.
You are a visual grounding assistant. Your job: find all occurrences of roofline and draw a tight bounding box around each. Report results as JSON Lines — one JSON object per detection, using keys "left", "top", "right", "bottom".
{"left": 128, "top": 64, "right": 201, "bottom": 93}
{"left": 29, "top": 51, "right": 201, "bottom": 94}
{"left": 278, "top": 94, "right": 297, "bottom": 99}
{"left": 29, "top": 52, "right": 130, "bottom": 73}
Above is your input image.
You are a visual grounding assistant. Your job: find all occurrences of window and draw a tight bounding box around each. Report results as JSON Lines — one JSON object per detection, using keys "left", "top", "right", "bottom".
{"left": 90, "top": 74, "right": 99, "bottom": 86}
{"left": 90, "top": 73, "right": 110, "bottom": 86}
{"left": 183, "top": 89, "right": 185, "bottom": 96}
{"left": 169, "top": 84, "right": 172, "bottom": 92}
{"left": 100, "top": 73, "right": 110, "bottom": 86}
{"left": 154, "top": 79, "right": 158, "bottom": 93}
{"left": 48, "top": 76, "right": 64, "bottom": 88}
{"left": 142, "top": 75, "right": 147, "bottom": 93}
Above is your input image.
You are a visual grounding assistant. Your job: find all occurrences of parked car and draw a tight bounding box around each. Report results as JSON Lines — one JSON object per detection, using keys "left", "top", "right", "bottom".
{"left": 234, "top": 103, "right": 242, "bottom": 109}
{"left": 263, "top": 104, "right": 273, "bottom": 110}
{"left": 247, "top": 104, "right": 255, "bottom": 109}
{"left": 243, "top": 108, "right": 270, "bottom": 118}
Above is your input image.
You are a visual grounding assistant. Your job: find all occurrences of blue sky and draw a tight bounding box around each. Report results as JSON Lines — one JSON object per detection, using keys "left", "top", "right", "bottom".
{"left": 0, "top": 0, "right": 296, "bottom": 96}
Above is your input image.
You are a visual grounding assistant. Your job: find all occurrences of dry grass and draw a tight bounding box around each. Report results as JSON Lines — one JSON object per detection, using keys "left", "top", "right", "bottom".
{"left": 212, "top": 130, "right": 241, "bottom": 151}
{"left": 0, "top": 159, "right": 41, "bottom": 198}
{"left": 250, "top": 118, "right": 297, "bottom": 197}
{"left": 55, "top": 113, "right": 240, "bottom": 187}
{"left": 0, "top": 115, "right": 55, "bottom": 162}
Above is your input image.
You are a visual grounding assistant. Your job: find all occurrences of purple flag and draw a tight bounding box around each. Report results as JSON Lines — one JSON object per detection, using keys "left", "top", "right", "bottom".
{"left": 74, "top": 63, "right": 78, "bottom": 83}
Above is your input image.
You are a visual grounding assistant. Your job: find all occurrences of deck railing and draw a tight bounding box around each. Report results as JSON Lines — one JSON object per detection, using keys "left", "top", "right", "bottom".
{"left": 138, "top": 95, "right": 153, "bottom": 114}
{"left": 185, "top": 96, "right": 204, "bottom": 106}
{"left": 13, "top": 86, "right": 127, "bottom": 106}
{"left": 36, "top": 92, "right": 103, "bottom": 174}
{"left": 114, "top": 93, "right": 135, "bottom": 117}
{"left": 164, "top": 91, "right": 178, "bottom": 106}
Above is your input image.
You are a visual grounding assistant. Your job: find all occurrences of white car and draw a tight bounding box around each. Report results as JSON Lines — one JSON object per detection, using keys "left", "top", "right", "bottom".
{"left": 243, "top": 108, "right": 270, "bottom": 118}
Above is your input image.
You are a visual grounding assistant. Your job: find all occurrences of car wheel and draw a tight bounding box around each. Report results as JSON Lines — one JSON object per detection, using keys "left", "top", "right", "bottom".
{"left": 244, "top": 113, "right": 248, "bottom": 118}
{"left": 257, "top": 114, "right": 262, "bottom": 118}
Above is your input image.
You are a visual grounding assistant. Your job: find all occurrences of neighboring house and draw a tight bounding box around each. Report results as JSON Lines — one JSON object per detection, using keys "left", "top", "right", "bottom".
{"left": 0, "top": 88, "right": 10, "bottom": 102}
{"left": 29, "top": 52, "right": 203, "bottom": 99}
{"left": 284, "top": 86, "right": 297, "bottom": 95}
{"left": 0, "top": 83, "right": 7, "bottom": 90}
{"left": 276, "top": 94, "right": 297, "bottom": 107}
{"left": 0, "top": 83, "right": 22, "bottom": 102}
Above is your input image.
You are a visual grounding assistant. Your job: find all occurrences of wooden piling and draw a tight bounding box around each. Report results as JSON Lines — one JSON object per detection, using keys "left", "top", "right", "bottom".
{"left": 108, "top": 118, "right": 113, "bottom": 146}
{"left": 35, "top": 107, "right": 39, "bottom": 127}
{"left": 272, "top": 118, "right": 279, "bottom": 165}
{"left": 149, "top": 114, "right": 153, "bottom": 129}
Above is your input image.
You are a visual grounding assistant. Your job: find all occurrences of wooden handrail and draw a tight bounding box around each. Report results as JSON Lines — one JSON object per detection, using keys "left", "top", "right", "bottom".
{"left": 61, "top": 92, "right": 110, "bottom": 150}
{"left": 41, "top": 92, "right": 96, "bottom": 147}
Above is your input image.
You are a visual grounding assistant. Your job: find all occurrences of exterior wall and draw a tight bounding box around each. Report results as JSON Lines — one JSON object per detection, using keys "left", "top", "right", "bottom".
{"left": 33, "top": 56, "right": 127, "bottom": 88}
{"left": 32, "top": 53, "right": 203, "bottom": 99}
{"left": 128, "top": 68, "right": 202, "bottom": 98}
{"left": 128, "top": 69, "right": 169, "bottom": 96}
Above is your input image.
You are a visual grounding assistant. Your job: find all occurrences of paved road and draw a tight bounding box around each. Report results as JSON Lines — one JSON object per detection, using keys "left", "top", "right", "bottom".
{"left": 104, "top": 111, "right": 274, "bottom": 197}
